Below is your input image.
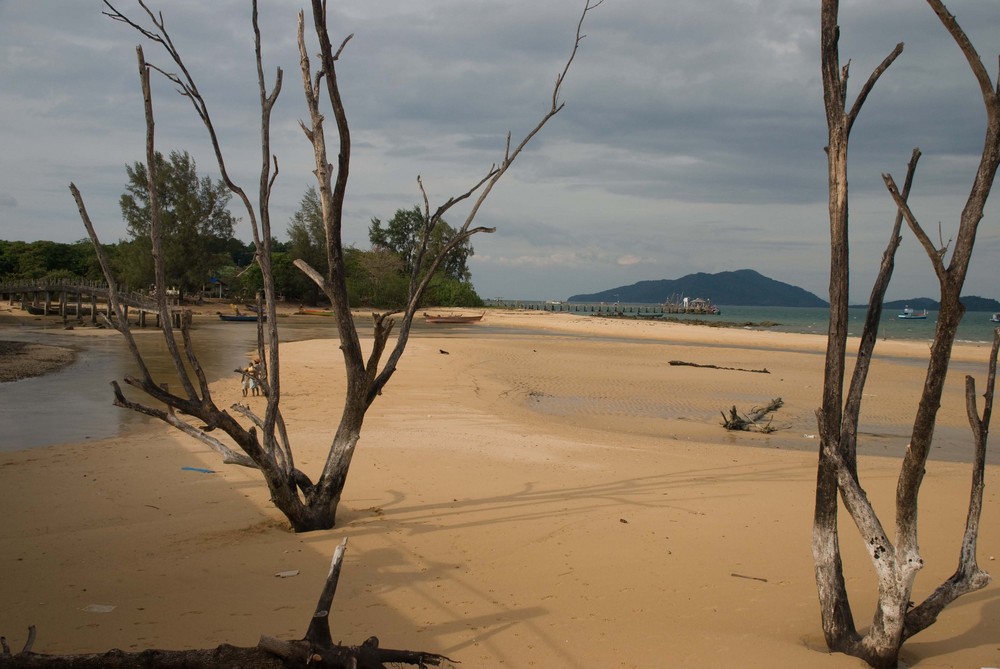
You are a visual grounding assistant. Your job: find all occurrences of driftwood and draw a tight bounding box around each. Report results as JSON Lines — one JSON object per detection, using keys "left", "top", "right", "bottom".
{"left": 721, "top": 398, "right": 784, "bottom": 433}
{"left": 669, "top": 360, "right": 770, "bottom": 374}
{"left": 0, "top": 540, "right": 455, "bottom": 669}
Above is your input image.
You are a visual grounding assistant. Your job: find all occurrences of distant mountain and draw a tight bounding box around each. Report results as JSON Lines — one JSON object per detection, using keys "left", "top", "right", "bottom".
{"left": 567, "top": 269, "right": 828, "bottom": 307}
{"left": 878, "top": 296, "right": 1000, "bottom": 312}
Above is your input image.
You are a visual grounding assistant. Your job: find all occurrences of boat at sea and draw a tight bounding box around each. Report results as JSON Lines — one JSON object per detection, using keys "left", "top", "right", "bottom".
{"left": 898, "top": 306, "right": 928, "bottom": 320}
{"left": 991, "top": 313, "right": 1000, "bottom": 323}
{"left": 423, "top": 312, "right": 484, "bottom": 324}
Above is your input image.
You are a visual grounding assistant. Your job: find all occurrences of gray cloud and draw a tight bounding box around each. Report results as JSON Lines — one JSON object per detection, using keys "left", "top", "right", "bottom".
{"left": 1, "top": 0, "right": 998, "bottom": 302}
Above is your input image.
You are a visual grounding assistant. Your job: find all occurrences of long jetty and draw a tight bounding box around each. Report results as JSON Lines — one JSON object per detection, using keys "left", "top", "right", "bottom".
{"left": 0, "top": 279, "right": 188, "bottom": 327}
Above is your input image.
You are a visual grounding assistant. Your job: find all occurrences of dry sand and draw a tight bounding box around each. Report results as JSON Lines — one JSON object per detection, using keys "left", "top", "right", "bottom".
{"left": 1, "top": 309, "right": 998, "bottom": 668}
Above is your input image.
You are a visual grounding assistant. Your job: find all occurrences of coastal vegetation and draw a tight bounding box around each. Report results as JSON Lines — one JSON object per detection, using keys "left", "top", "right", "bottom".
{"left": 0, "top": 216, "right": 483, "bottom": 309}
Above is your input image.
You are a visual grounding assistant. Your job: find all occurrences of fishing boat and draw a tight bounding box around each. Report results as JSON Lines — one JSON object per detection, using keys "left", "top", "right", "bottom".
{"left": 990, "top": 313, "right": 1000, "bottom": 323}
{"left": 218, "top": 312, "right": 265, "bottom": 322}
{"left": 898, "top": 306, "right": 928, "bottom": 320}
{"left": 423, "top": 312, "right": 485, "bottom": 324}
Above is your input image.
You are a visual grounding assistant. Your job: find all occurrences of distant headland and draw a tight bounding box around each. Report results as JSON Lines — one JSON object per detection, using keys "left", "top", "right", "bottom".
{"left": 567, "top": 269, "right": 1000, "bottom": 311}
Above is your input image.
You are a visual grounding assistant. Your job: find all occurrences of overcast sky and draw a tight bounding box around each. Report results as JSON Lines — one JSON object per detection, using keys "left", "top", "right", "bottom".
{"left": 2, "top": 0, "right": 998, "bottom": 302}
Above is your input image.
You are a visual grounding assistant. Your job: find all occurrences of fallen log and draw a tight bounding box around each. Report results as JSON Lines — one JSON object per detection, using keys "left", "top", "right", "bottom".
{"left": 721, "top": 398, "right": 784, "bottom": 433}
{"left": 669, "top": 360, "right": 769, "bottom": 374}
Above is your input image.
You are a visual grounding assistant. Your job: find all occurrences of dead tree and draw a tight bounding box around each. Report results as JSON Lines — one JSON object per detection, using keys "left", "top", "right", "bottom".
{"left": 0, "top": 540, "right": 455, "bottom": 669}
{"left": 72, "top": 0, "right": 601, "bottom": 532}
{"left": 814, "top": 1, "right": 999, "bottom": 667}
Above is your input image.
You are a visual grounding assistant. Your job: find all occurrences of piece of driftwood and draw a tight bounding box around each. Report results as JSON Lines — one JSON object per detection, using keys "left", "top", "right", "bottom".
{"left": 0, "top": 539, "right": 455, "bottom": 669}
{"left": 669, "top": 360, "right": 770, "bottom": 374}
{"left": 721, "top": 398, "right": 784, "bottom": 433}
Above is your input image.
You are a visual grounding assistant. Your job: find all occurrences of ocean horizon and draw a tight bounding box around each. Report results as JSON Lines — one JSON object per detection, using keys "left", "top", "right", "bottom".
{"left": 487, "top": 302, "right": 1000, "bottom": 345}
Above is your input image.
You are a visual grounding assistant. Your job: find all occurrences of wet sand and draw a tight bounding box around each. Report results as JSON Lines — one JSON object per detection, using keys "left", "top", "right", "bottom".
{"left": 0, "top": 340, "right": 76, "bottom": 382}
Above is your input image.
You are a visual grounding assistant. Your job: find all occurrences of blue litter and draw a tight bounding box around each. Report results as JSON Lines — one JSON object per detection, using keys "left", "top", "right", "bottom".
{"left": 181, "top": 466, "right": 216, "bottom": 474}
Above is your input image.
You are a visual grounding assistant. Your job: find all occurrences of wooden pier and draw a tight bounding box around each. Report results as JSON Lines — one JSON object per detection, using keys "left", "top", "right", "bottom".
{"left": 0, "top": 279, "right": 189, "bottom": 328}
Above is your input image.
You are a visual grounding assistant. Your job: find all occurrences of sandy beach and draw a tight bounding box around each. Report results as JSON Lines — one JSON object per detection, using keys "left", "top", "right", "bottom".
{"left": 1, "top": 308, "right": 998, "bottom": 668}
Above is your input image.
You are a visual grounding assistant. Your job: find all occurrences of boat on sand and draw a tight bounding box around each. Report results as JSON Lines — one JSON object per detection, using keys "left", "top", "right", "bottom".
{"left": 295, "top": 307, "right": 335, "bottom": 317}
{"left": 423, "top": 312, "right": 485, "bottom": 324}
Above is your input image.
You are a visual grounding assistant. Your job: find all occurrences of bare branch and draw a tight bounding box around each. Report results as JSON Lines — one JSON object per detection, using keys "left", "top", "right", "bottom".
{"left": 304, "top": 538, "right": 348, "bottom": 647}
{"left": 104, "top": 1, "right": 262, "bottom": 242}
{"left": 110, "top": 382, "right": 257, "bottom": 468}
{"left": 882, "top": 173, "right": 948, "bottom": 280}
{"left": 846, "top": 43, "right": 904, "bottom": 133}
{"left": 69, "top": 184, "right": 151, "bottom": 383}
{"left": 842, "top": 148, "right": 922, "bottom": 470}
{"left": 903, "top": 329, "right": 997, "bottom": 637}
{"left": 926, "top": 0, "right": 999, "bottom": 110}
{"left": 368, "top": 0, "right": 600, "bottom": 402}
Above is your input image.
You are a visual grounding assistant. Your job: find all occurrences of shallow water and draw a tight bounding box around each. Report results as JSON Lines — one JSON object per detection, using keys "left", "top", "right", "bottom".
{"left": 0, "top": 315, "right": 487, "bottom": 451}
{"left": 1, "top": 309, "right": 995, "bottom": 458}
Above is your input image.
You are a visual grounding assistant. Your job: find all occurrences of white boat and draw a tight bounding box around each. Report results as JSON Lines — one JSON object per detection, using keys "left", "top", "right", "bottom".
{"left": 898, "top": 306, "right": 928, "bottom": 320}
{"left": 990, "top": 313, "right": 1000, "bottom": 323}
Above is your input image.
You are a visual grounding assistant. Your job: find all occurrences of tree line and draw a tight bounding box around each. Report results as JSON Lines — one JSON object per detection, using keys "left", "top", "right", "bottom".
{"left": 2, "top": 150, "right": 481, "bottom": 308}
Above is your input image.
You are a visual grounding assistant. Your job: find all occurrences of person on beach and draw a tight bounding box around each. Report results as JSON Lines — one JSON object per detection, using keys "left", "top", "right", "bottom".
{"left": 241, "top": 355, "right": 262, "bottom": 397}
{"left": 240, "top": 366, "right": 254, "bottom": 397}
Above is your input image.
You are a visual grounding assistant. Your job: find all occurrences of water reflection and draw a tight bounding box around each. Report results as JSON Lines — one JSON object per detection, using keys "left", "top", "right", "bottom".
{"left": 0, "top": 318, "right": 320, "bottom": 450}
{"left": 0, "top": 315, "right": 517, "bottom": 451}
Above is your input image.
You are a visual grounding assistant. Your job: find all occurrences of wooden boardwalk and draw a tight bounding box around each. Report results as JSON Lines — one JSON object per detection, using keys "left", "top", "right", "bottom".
{"left": 0, "top": 279, "right": 187, "bottom": 327}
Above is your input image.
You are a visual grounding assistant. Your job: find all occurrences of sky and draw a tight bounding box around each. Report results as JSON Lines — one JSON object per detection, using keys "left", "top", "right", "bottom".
{"left": 1, "top": 1, "right": 999, "bottom": 303}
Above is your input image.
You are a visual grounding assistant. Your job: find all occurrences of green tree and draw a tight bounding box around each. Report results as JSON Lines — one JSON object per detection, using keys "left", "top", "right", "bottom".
{"left": 286, "top": 186, "right": 327, "bottom": 304}
{"left": 350, "top": 247, "right": 407, "bottom": 306}
{"left": 369, "top": 206, "right": 474, "bottom": 282}
{"left": 119, "top": 150, "right": 237, "bottom": 296}
{"left": 369, "top": 206, "right": 480, "bottom": 306}
{"left": 0, "top": 239, "right": 102, "bottom": 281}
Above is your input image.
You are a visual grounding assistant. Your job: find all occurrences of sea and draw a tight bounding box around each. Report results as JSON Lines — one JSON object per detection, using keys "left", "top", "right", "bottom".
{"left": 496, "top": 302, "right": 1000, "bottom": 345}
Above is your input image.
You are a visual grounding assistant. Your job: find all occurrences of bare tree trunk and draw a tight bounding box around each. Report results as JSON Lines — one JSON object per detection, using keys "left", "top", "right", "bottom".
{"left": 288, "top": 0, "right": 603, "bottom": 529}
{"left": 814, "top": 1, "right": 1000, "bottom": 666}
{"left": 80, "top": 0, "right": 601, "bottom": 532}
{"left": 814, "top": 1, "right": 903, "bottom": 654}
